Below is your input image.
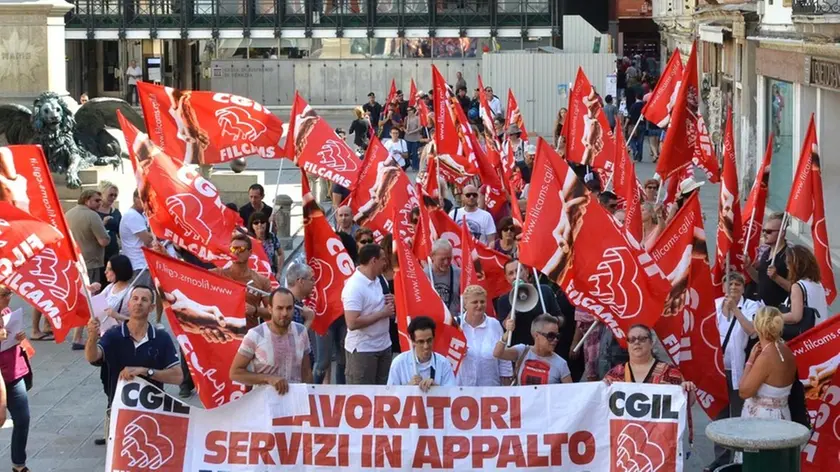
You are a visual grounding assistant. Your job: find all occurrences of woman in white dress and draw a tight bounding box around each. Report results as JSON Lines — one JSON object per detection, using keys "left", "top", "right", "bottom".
{"left": 455, "top": 285, "right": 513, "bottom": 387}
{"left": 739, "top": 306, "right": 797, "bottom": 420}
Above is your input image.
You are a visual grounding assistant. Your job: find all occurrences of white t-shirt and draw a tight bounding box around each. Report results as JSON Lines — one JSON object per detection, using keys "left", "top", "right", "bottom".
{"left": 512, "top": 344, "right": 571, "bottom": 385}
{"left": 797, "top": 279, "right": 830, "bottom": 326}
{"left": 457, "top": 315, "right": 513, "bottom": 386}
{"left": 237, "top": 322, "right": 310, "bottom": 382}
{"left": 715, "top": 296, "right": 763, "bottom": 389}
{"left": 383, "top": 138, "right": 408, "bottom": 168}
{"left": 387, "top": 351, "right": 456, "bottom": 387}
{"left": 449, "top": 207, "right": 496, "bottom": 244}
{"left": 119, "top": 208, "right": 149, "bottom": 269}
{"left": 342, "top": 270, "right": 391, "bottom": 353}
{"left": 126, "top": 66, "right": 142, "bottom": 85}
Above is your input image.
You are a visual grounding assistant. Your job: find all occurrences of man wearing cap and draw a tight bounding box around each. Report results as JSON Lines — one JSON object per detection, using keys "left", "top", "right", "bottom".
{"left": 362, "top": 92, "right": 382, "bottom": 132}
{"left": 504, "top": 124, "right": 526, "bottom": 163}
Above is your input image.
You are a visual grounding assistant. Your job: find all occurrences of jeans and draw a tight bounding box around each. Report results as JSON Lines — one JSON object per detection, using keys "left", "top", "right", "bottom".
{"left": 314, "top": 318, "right": 347, "bottom": 384}
{"left": 6, "top": 378, "right": 30, "bottom": 467}
{"left": 629, "top": 133, "right": 644, "bottom": 161}
{"left": 406, "top": 141, "right": 420, "bottom": 171}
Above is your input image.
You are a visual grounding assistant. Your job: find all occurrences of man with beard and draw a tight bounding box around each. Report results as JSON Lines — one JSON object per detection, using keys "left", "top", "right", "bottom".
{"left": 230, "top": 288, "right": 313, "bottom": 395}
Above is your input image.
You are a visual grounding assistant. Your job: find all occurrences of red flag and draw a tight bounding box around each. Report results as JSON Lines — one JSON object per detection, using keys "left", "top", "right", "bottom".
{"left": 301, "top": 176, "right": 354, "bottom": 335}
{"left": 432, "top": 66, "right": 479, "bottom": 184}
{"left": 284, "top": 93, "right": 362, "bottom": 190}
{"left": 788, "top": 314, "right": 840, "bottom": 420}
{"left": 243, "top": 238, "right": 280, "bottom": 289}
{"left": 419, "top": 154, "right": 441, "bottom": 199}
{"left": 0, "top": 202, "right": 64, "bottom": 275}
{"left": 520, "top": 138, "right": 670, "bottom": 343}
{"left": 346, "top": 136, "right": 419, "bottom": 243}
{"left": 712, "top": 107, "right": 743, "bottom": 290}
{"left": 0, "top": 145, "right": 92, "bottom": 342}
{"left": 136, "top": 82, "right": 284, "bottom": 164}
{"left": 393, "top": 210, "right": 467, "bottom": 374}
{"left": 612, "top": 125, "right": 643, "bottom": 242}
{"left": 119, "top": 112, "right": 242, "bottom": 264}
{"left": 409, "top": 79, "right": 417, "bottom": 108}
{"left": 505, "top": 89, "right": 529, "bottom": 142}
{"left": 785, "top": 115, "right": 836, "bottom": 303}
{"left": 459, "top": 219, "right": 498, "bottom": 318}
{"left": 655, "top": 42, "right": 719, "bottom": 183}
{"left": 562, "top": 67, "right": 616, "bottom": 171}
{"left": 662, "top": 166, "right": 694, "bottom": 210}
{"left": 379, "top": 79, "right": 398, "bottom": 129}
{"left": 739, "top": 133, "right": 774, "bottom": 266}
{"left": 801, "top": 372, "right": 840, "bottom": 472}
{"left": 649, "top": 193, "right": 729, "bottom": 419}
{"left": 450, "top": 92, "right": 500, "bottom": 189}
{"left": 477, "top": 75, "right": 502, "bottom": 151}
{"left": 417, "top": 99, "right": 430, "bottom": 128}
{"left": 144, "top": 248, "right": 249, "bottom": 408}
{"left": 412, "top": 187, "right": 434, "bottom": 261}
{"left": 641, "top": 49, "right": 684, "bottom": 128}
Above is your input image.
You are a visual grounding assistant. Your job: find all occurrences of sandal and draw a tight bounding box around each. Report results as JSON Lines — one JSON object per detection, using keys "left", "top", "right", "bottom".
{"left": 32, "top": 332, "right": 54, "bottom": 341}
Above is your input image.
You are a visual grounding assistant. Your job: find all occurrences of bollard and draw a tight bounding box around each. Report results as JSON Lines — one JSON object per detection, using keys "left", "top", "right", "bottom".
{"left": 273, "top": 194, "right": 293, "bottom": 240}
{"left": 706, "top": 418, "right": 811, "bottom": 472}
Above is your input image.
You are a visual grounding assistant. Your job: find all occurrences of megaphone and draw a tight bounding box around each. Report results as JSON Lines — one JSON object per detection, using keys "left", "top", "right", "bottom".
{"left": 508, "top": 281, "right": 539, "bottom": 313}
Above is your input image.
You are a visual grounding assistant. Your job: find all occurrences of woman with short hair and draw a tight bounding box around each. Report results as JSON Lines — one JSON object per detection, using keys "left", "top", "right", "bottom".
{"left": 603, "top": 324, "right": 695, "bottom": 393}
{"left": 494, "top": 314, "right": 572, "bottom": 385}
{"left": 457, "top": 285, "right": 513, "bottom": 386}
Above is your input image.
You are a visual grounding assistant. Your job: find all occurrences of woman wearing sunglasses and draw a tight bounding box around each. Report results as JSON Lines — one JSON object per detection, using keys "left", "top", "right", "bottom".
{"left": 247, "top": 212, "right": 284, "bottom": 275}
{"left": 603, "top": 324, "right": 695, "bottom": 394}
{"left": 493, "top": 216, "right": 520, "bottom": 258}
{"left": 494, "top": 314, "right": 572, "bottom": 385}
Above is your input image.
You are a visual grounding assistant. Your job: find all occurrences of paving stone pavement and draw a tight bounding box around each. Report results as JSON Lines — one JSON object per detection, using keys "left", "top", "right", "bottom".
{"left": 1, "top": 149, "right": 725, "bottom": 471}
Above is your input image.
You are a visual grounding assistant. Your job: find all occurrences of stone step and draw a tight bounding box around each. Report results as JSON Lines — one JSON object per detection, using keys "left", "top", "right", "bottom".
{"left": 55, "top": 182, "right": 100, "bottom": 201}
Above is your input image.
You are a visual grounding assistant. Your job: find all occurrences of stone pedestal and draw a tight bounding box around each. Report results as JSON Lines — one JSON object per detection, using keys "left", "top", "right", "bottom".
{"left": 0, "top": 0, "right": 73, "bottom": 105}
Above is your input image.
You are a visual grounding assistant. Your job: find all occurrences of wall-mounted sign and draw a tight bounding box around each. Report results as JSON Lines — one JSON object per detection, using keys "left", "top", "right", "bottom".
{"left": 617, "top": 0, "right": 652, "bottom": 18}
{"left": 807, "top": 57, "right": 840, "bottom": 91}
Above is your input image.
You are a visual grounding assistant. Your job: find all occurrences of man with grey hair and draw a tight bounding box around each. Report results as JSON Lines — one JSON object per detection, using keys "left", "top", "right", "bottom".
{"left": 285, "top": 262, "right": 316, "bottom": 328}
{"left": 427, "top": 239, "right": 461, "bottom": 316}
{"left": 450, "top": 184, "right": 496, "bottom": 245}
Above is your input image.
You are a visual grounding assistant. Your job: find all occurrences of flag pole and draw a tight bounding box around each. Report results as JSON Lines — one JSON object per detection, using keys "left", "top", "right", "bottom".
{"left": 506, "top": 261, "right": 523, "bottom": 347}
{"left": 532, "top": 267, "right": 548, "bottom": 314}
{"left": 769, "top": 212, "right": 788, "bottom": 267}
{"left": 573, "top": 321, "right": 599, "bottom": 353}
{"left": 742, "top": 207, "right": 757, "bottom": 260}
{"left": 269, "top": 158, "right": 286, "bottom": 220}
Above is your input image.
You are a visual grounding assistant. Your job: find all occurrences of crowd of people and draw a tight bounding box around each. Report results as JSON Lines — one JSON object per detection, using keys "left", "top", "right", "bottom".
{"left": 0, "top": 64, "right": 833, "bottom": 472}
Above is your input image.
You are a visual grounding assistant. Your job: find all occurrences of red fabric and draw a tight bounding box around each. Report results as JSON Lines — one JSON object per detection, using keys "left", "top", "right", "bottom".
{"left": 284, "top": 93, "right": 362, "bottom": 190}
{"left": 301, "top": 175, "right": 354, "bottom": 335}
{"left": 739, "top": 133, "right": 774, "bottom": 268}
{"left": 409, "top": 79, "right": 417, "bottom": 108}
{"left": 784, "top": 115, "right": 836, "bottom": 303}
{"left": 562, "top": 67, "right": 616, "bottom": 172}
{"left": 519, "top": 138, "right": 670, "bottom": 346}
{"left": 612, "top": 126, "right": 643, "bottom": 242}
{"left": 136, "top": 82, "right": 284, "bottom": 164}
{"left": 144, "top": 248, "right": 248, "bottom": 408}
{"left": 346, "top": 136, "right": 419, "bottom": 244}
{"left": 119, "top": 112, "right": 243, "bottom": 265}
{"left": 412, "top": 185, "right": 434, "bottom": 262}
{"left": 648, "top": 193, "right": 729, "bottom": 420}
{"left": 392, "top": 209, "right": 467, "bottom": 374}
{"left": 420, "top": 154, "right": 441, "bottom": 199}
{"left": 655, "top": 42, "right": 720, "bottom": 183}
{"left": 417, "top": 99, "right": 429, "bottom": 128}
{"left": 0, "top": 145, "right": 91, "bottom": 343}
{"left": 801, "top": 372, "right": 840, "bottom": 471}
{"left": 459, "top": 219, "right": 496, "bottom": 318}
{"left": 712, "top": 107, "right": 743, "bottom": 293}
{"left": 0, "top": 202, "right": 64, "bottom": 272}
{"left": 477, "top": 75, "right": 502, "bottom": 152}
{"left": 432, "top": 65, "right": 479, "bottom": 185}
{"left": 505, "top": 89, "right": 529, "bottom": 142}
{"left": 641, "top": 50, "right": 684, "bottom": 128}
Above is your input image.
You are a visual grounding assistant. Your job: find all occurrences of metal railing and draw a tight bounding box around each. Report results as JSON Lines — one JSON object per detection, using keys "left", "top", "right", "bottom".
{"left": 792, "top": 0, "right": 840, "bottom": 14}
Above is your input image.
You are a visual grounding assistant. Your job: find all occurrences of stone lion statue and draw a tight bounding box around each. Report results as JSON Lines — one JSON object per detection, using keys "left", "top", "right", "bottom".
{"left": 0, "top": 92, "right": 146, "bottom": 188}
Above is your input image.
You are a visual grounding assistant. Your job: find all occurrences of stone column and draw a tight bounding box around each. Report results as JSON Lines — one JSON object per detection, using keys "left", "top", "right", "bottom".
{"left": 0, "top": 0, "right": 73, "bottom": 105}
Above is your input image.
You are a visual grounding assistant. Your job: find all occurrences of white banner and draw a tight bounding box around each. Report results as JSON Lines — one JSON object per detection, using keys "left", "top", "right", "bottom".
{"left": 106, "top": 379, "right": 687, "bottom": 471}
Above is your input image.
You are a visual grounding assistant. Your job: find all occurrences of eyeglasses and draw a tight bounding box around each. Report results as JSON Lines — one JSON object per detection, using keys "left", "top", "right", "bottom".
{"left": 414, "top": 337, "right": 434, "bottom": 346}
{"left": 645, "top": 186, "right": 658, "bottom": 190}
{"left": 359, "top": 239, "right": 374, "bottom": 245}
{"left": 762, "top": 229, "right": 780, "bottom": 234}
{"left": 538, "top": 331, "right": 560, "bottom": 342}
{"left": 230, "top": 245, "right": 249, "bottom": 254}
{"left": 465, "top": 193, "right": 478, "bottom": 198}
{"left": 627, "top": 335, "right": 651, "bottom": 344}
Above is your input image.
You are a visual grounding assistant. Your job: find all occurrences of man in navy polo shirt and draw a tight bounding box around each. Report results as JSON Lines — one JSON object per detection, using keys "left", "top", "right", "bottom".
{"left": 85, "top": 285, "right": 182, "bottom": 444}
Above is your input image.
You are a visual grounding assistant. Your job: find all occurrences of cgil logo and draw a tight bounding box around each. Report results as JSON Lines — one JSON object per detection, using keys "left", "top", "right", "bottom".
{"left": 121, "top": 382, "right": 191, "bottom": 415}
{"left": 609, "top": 391, "right": 679, "bottom": 420}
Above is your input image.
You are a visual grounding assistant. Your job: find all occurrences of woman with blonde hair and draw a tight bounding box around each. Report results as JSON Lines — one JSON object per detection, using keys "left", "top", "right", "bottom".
{"left": 739, "top": 306, "right": 797, "bottom": 419}
{"left": 348, "top": 106, "right": 370, "bottom": 151}
{"left": 457, "top": 285, "right": 513, "bottom": 386}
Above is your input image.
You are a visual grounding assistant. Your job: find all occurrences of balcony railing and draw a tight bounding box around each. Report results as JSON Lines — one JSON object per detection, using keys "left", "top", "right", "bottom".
{"left": 65, "top": 0, "right": 560, "bottom": 36}
{"left": 793, "top": 0, "right": 840, "bottom": 14}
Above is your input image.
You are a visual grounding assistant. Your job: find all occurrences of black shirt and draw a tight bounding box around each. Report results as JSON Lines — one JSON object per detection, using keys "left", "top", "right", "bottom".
{"left": 348, "top": 119, "right": 370, "bottom": 149}
{"left": 756, "top": 244, "right": 790, "bottom": 308}
{"left": 363, "top": 101, "right": 382, "bottom": 130}
{"left": 495, "top": 284, "right": 563, "bottom": 346}
{"left": 239, "top": 202, "right": 273, "bottom": 226}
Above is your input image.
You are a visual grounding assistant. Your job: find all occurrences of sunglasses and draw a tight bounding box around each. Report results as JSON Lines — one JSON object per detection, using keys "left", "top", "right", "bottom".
{"left": 538, "top": 331, "right": 560, "bottom": 342}
{"left": 465, "top": 193, "right": 478, "bottom": 198}
{"left": 253, "top": 221, "right": 267, "bottom": 225}
{"left": 359, "top": 239, "right": 374, "bottom": 245}
{"left": 230, "top": 246, "right": 249, "bottom": 254}
{"left": 627, "top": 335, "right": 651, "bottom": 344}
{"left": 762, "top": 229, "right": 780, "bottom": 234}
{"left": 502, "top": 227, "right": 514, "bottom": 232}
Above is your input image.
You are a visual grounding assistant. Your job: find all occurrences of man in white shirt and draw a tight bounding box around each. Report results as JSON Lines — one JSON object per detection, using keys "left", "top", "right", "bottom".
{"left": 119, "top": 190, "right": 154, "bottom": 287}
{"left": 449, "top": 184, "right": 496, "bottom": 245}
{"left": 383, "top": 127, "right": 408, "bottom": 170}
{"left": 709, "top": 271, "right": 762, "bottom": 471}
{"left": 387, "top": 316, "right": 455, "bottom": 391}
{"left": 125, "top": 60, "right": 143, "bottom": 105}
{"left": 484, "top": 86, "right": 502, "bottom": 117}
{"left": 342, "top": 243, "right": 395, "bottom": 385}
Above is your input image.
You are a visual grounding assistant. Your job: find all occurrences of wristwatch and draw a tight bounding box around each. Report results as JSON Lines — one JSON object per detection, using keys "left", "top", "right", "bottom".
{"left": 147, "top": 368, "right": 156, "bottom": 377}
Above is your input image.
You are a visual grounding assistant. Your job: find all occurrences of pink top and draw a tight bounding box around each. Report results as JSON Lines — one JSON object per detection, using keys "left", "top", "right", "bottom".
{"left": 0, "top": 308, "right": 29, "bottom": 383}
